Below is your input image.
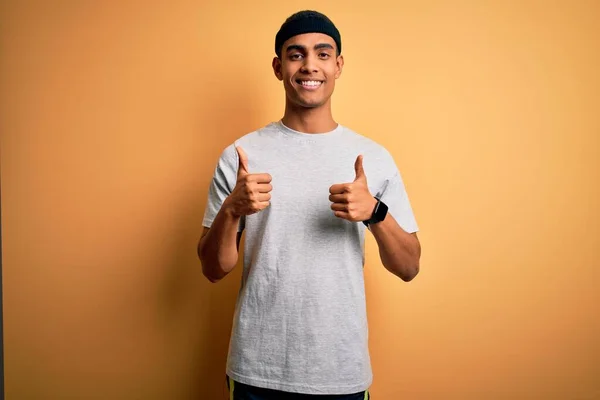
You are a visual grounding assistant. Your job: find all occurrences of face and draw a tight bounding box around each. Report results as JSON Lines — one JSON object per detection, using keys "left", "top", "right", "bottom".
{"left": 272, "top": 33, "right": 344, "bottom": 109}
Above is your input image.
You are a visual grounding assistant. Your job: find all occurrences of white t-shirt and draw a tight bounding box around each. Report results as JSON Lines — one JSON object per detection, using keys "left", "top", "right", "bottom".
{"left": 202, "top": 121, "right": 419, "bottom": 395}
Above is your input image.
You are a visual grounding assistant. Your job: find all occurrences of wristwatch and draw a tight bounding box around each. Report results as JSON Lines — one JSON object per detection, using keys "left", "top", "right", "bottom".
{"left": 363, "top": 197, "right": 388, "bottom": 227}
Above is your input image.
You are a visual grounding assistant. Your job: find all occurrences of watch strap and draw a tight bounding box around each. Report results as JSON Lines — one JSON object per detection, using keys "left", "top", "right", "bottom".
{"left": 363, "top": 197, "right": 388, "bottom": 227}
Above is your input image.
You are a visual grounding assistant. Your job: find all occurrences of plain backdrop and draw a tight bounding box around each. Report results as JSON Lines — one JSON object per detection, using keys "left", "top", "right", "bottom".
{"left": 1, "top": 1, "right": 599, "bottom": 399}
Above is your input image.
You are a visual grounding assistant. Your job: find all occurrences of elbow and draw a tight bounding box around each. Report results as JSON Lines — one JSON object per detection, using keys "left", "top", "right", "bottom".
{"left": 203, "top": 262, "right": 235, "bottom": 283}
{"left": 382, "top": 235, "right": 421, "bottom": 282}
{"left": 204, "top": 272, "right": 222, "bottom": 284}
{"left": 400, "top": 262, "right": 419, "bottom": 282}
{"left": 200, "top": 259, "right": 225, "bottom": 283}
{"left": 199, "top": 259, "right": 226, "bottom": 284}
{"left": 199, "top": 257, "right": 234, "bottom": 283}
{"left": 401, "top": 240, "right": 421, "bottom": 282}
{"left": 199, "top": 256, "right": 232, "bottom": 284}
{"left": 395, "top": 252, "right": 420, "bottom": 282}
{"left": 197, "top": 241, "right": 222, "bottom": 284}
{"left": 382, "top": 250, "right": 420, "bottom": 282}
{"left": 384, "top": 259, "right": 420, "bottom": 282}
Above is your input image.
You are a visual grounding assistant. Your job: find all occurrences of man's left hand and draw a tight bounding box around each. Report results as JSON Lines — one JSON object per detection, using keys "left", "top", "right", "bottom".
{"left": 329, "top": 155, "right": 377, "bottom": 222}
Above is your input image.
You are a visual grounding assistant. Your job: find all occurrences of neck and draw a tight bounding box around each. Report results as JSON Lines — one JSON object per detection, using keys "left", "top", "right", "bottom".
{"left": 281, "top": 99, "right": 337, "bottom": 134}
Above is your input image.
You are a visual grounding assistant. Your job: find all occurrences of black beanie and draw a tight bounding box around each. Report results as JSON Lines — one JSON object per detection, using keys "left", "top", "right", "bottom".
{"left": 275, "top": 10, "right": 342, "bottom": 58}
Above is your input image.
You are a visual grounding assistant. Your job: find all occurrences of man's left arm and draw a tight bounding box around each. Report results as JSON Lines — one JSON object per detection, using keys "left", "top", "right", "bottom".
{"left": 368, "top": 214, "right": 421, "bottom": 281}
{"left": 329, "top": 154, "right": 421, "bottom": 281}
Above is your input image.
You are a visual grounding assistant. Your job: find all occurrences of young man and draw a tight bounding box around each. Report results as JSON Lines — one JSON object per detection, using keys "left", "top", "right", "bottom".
{"left": 198, "top": 10, "right": 421, "bottom": 400}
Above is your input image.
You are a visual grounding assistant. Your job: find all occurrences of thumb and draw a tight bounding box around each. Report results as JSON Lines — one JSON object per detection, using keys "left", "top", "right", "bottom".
{"left": 354, "top": 154, "right": 366, "bottom": 181}
{"left": 236, "top": 146, "right": 249, "bottom": 177}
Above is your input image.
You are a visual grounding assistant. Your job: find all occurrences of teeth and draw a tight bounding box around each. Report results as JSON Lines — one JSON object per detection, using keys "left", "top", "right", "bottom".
{"left": 301, "top": 80, "right": 321, "bottom": 87}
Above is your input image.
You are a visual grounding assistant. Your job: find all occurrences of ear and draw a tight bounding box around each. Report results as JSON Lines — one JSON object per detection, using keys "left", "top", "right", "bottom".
{"left": 272, "top": 57, "right": 283, "bottom": 81}
{"left": 335, "top": 54, "right": 344, "bottom": 79}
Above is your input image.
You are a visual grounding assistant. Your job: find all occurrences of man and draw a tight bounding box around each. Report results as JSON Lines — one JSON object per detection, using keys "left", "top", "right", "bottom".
{"left": 198, "top": 10, "right": 421, "bottom": 400}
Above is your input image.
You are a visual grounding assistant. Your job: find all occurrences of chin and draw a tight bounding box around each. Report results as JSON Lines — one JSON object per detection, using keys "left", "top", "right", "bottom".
{"left": 299, "top": 101, "right": 325, "bottom": 109}
{"left": 293, "top": 95, "right": 330, "bottom": 109}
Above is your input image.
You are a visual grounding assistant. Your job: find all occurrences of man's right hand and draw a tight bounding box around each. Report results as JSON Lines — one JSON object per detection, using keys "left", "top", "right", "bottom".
{"left": 224, "top": 146, "right": 272, "bottom": 217}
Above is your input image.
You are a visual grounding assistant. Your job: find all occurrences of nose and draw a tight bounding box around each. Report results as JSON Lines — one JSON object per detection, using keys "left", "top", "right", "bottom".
{"left": 300, "top": 53, "right": 319, "bottom": 74}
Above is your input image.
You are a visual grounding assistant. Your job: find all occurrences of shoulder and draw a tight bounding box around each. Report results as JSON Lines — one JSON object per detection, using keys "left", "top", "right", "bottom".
{"left": 217, "top": 122, "right": 280, "bottom": 162}
{"left": 340, "top": 124, "right": 397, "bottom": 168}
{"left": 233, "top": 122, "right": 280, "bottom": 148}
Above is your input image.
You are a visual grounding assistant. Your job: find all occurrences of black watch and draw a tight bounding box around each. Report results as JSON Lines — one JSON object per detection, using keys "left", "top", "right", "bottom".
{"left": 362, "top": 197, "right": 388, "bottom": 227}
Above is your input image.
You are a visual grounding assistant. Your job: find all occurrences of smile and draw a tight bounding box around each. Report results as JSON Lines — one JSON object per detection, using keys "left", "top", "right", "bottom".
{"left": 296, "top": 80, "right": 323, "bottom": 90}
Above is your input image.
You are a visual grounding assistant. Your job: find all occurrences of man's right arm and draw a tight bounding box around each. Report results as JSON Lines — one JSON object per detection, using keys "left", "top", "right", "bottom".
{"left": 197, "top": 198, "right": 243, "bottom": 283}
{"left": 198, "top": 145, "right": 271, "bottom": 283}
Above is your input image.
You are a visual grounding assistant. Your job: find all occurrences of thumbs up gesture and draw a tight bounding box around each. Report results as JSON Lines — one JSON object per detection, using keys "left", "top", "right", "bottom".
{"left": 329, "top": 155, "right": 378, "bottom": 222}
{"left": 224, "top": 146, "right": 273, "bottom": 218}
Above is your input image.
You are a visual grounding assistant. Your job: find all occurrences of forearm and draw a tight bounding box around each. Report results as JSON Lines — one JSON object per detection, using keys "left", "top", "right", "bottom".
{"left": 369, "top": 214, "right": 421, "bottom": 281}
{"left": 198, "top": 199, "right": 241, "bottom": 283}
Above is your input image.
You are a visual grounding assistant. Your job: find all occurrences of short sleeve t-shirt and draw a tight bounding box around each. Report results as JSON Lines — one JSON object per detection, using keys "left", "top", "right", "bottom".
{"left": 202, "top": 121, "right": 418, "bottom": 395}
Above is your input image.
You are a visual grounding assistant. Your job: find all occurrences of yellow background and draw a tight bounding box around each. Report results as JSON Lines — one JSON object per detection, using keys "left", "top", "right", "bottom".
{"left": 1, "top": 1, "right": 599, "bottom": 399}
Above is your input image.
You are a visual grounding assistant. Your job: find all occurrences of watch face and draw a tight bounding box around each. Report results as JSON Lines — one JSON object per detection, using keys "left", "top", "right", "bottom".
{"left": 374, "top": 200, "right": 388, "bottom": 222}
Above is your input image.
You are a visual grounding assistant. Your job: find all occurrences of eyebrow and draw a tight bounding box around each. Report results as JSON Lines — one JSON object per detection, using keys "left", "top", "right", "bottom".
{"left": 285, "top": 43, "right": 335, "bottom": 53}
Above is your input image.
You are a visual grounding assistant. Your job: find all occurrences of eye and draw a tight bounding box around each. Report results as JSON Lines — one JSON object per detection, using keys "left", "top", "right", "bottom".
{"left": 290, "top": 53, "right": 303, "bottom": 60}
{"left": 319, "top": 52, "right": 331, "bottom": 59}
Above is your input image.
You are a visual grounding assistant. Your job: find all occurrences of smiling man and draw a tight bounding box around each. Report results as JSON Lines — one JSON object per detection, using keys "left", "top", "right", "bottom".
{"left": 198, "top": 10, "right": 421, "bottom": 400}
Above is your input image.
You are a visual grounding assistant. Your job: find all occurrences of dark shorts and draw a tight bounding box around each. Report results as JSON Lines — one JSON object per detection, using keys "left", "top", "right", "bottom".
{"left": 226, "top": 375, "right": 371, "bottom": 400}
